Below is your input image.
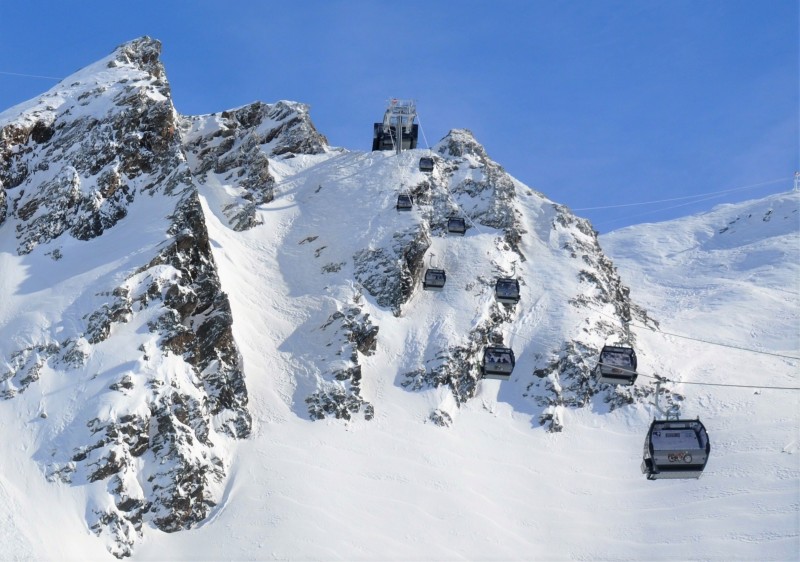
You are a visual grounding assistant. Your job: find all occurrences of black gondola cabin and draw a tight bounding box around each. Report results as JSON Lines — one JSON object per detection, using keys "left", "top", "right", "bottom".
{"left": 495, "top": 278, "right": 520, "bottom": 304}
{"left": 396, "top": 194, "right": 413, "bottom": 211}
{"left": 447, "top": 217, "right": 467, "bottom": 236}
{"left": 594, "top": 345, "right": 637, "bottom": 385}
{"left": 642, "top": 419, "right": 710, "bottom": 480}
{"left": 423, "top": 268, "right": 446, "bottom": 291}
{"left": 419, "top": 157, "right": 434, "bottom": 172}
{"left": 482, "top": 346, "right": 515, "bottom": 380}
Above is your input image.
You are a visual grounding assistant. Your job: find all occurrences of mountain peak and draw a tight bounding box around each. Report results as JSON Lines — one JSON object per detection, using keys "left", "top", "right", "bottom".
{"left": 108, "top": 36, "right": 165, "bottom": 81}
{"left": 436, "top": 128, "right": 488, "bottom": 160}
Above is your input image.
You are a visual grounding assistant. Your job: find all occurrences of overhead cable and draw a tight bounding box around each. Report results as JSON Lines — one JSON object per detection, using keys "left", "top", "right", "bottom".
{"left": 635, "top": 371, "right": 800, "bottom": 392}
{"left": 0, "top": 70, "right": 62, "bottom": 80}
{"left": 572, "top": 178, "right": 790, "bottom": 211}
{"left": 582, "top": 302, "right": 800, "bottom": 361}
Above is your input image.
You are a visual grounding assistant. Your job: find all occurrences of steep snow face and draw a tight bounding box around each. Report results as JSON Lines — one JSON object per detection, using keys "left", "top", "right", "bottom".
{"left": 0, "top": 37, "right": 250, "bottom": 557}
{"left": 600, "top": 191, "right": 800, "bottom": 448}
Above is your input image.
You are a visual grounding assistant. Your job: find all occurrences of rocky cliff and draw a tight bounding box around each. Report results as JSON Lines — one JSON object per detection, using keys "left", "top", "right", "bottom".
{"left": 0, "top": 37, "right": 253, "bottom": 557}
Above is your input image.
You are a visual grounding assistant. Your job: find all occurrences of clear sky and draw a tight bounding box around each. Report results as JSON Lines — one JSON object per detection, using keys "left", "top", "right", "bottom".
{"left": 1, "top": 0, "right": 797, "bottom": 232}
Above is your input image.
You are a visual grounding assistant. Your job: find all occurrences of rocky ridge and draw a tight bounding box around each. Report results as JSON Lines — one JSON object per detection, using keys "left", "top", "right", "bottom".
{"left": 0, "top": 37, "right": 252, "bottom": 557}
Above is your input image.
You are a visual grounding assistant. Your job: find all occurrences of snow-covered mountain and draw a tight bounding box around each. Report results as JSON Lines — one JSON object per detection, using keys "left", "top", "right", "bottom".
{"left": 1, "top": 37, "right": 797, "bottom": 560}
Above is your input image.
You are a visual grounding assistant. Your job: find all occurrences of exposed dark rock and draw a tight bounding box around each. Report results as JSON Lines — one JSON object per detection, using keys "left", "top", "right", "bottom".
{"left": 401, "top": 301, "right": 515, "bottom": 405}
{"left": 0, "top": 185, "right": 6, "bottom": 225}
{"left": 2, "top": 46, "right": 181, "bottom": 255}
{"left": 436, "top": 128, "right": 527, "bottom": 258}
{"left": 111, "top": 36, "right": 167, "bottom": 84}
{"left": 354, "top": 225, "right": 430, "bottom": 316}
{"left": 90, "top": 508, "right": 139, "bottom": 559}
{"left": 0, "top": 343, "right": 60, "bottom": 399}
{"left": 149, "top": 191, "right": 251, "bottom": 436}
{"left": 305, "top": 303, "right": 377, "bottom": 421}
{"left": 429, "top": 409, "right": 453, "bottom": 427}
{"left": 30, "top": 120, "right": 55, "bottom": 143}
{"left": 0, "top": 122, "right": 34, "bottom": 190}
{"left": 321, "top": 261, "right": 346, "bottom": 273}
{"left": 0, "top": 32, "right": 665, "bottom": 559}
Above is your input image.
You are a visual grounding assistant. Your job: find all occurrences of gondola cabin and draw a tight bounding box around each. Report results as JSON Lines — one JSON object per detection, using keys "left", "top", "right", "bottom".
{"left": 482, "top": 346, "right": 515, "bottom": 380}
{"left": 423, "top": 268, "right": 446, "bottom": 291}
{"left": 396, "top": 194, "right": 413, "bottom": 211}
{"left": 642, "top": 419, "right": 710, "bottom": 480}
{"left": 495, "top": 278, "right": 521, "bottom": 304}
{"left": 447, "top": 217, "right": 467, "bottom": 236}
{"left": 594, "top": 345, "right": 638, "bottom": 385}
{"left": 419, "top": 157, "right": 434, "bottom": 172}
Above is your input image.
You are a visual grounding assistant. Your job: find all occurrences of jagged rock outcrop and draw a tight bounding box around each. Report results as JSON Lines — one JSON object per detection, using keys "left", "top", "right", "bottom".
{"left": 305, "top": 299, "right": 377, "bottom": 421}
{"left": 0, "top": 185, "right": 7, "bottom": 225}
{"left": 182, "top": 100, "right": 328, "bottom": 230}
{"left": 402, "top": 299, "right": 516, "bottom": 404}
{"left": 436, "top": 129, "right": 527, "bottom": 256}
{"left": 0, "top": 32, "right": 666, "bottom": 559}
{"left": 520, "top": 206, "right": 663, "bottom": 431}
{"left": 353, "top": 226, "right": 431, "bottom": 316}
{"left": 1, "top": 37, "right": 178, "bottom": 255}
{"left": 373, "top": 131, "right": 526, "bottom": 416}
{"left": 353, "top": 129, "right": 526, "bottom": 318}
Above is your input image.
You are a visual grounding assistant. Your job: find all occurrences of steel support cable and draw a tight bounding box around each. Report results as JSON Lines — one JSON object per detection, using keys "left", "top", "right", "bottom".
{"left": 385, "top": 124, "right": 414, "bottom": 200}
{"left": 590, "top": 190, "right": 772, "bottom": 230}
{"left": 0, "top": 70, "right": 61, "bottom": 80}
{"left": 572, "top": 178, "right": 791, "bottom": 212}
{"left": 416, "top": 112, "right": 431, "bottom": 152}
{"left": 633, "top": 325, "right": 800, "bottom": 361}
{"left": 632, "top": 370, "right": 800, "bottom": 392}
{"left": 579, "top": 302, "right": 800, "bottom": 361}
{"left": 594, "top": 363, "right": 800, "bottom": 391}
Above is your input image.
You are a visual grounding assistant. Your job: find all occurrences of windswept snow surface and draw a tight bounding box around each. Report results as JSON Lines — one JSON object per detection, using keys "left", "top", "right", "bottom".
{"left": 142, "top": 164, "right": 800, "bottom": 559}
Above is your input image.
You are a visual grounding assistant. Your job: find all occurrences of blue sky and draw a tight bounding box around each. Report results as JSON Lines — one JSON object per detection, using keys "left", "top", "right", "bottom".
{"left": 1, "top": 0, "right": 797, "bottom": 232}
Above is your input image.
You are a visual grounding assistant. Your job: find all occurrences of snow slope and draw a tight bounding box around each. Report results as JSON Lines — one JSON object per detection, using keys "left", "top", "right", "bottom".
{"left": 135, "top": 175, "right": 798, "bottom": 560}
